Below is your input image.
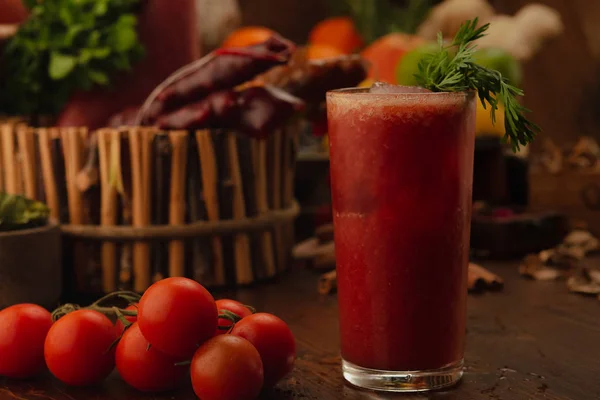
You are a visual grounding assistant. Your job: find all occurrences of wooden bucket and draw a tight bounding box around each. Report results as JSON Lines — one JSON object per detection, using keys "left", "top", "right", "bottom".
{"left": 0, "top": 121, "right": 300, "bottom": 295}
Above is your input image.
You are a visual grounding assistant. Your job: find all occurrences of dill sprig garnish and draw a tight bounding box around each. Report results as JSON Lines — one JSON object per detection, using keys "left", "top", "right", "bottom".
{"left": 415, "top": 18, "right": 539, "bottom": 152}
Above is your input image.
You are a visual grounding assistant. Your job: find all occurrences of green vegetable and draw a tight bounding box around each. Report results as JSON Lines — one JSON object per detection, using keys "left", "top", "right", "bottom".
{"left": 0, "top": 193, "right": 50, "bottom": 231}
{"left": 472, "top": 47, "right": 523, "bottom": 86}
{"left": 395, "top": 42, "right": 439, "bottom": 86}
{"left": 415, "top": 19, "right": 539, "bottom": 152}
{"left": 328, "top": 0, "right": 432, "bottom": 43}
{"left": 0, "top": 0, "right": 144, "bottom": 118}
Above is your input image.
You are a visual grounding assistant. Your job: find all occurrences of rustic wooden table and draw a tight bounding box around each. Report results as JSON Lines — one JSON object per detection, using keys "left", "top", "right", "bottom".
{"left": 1, "top": 260, "right": 599, "bottom": 400}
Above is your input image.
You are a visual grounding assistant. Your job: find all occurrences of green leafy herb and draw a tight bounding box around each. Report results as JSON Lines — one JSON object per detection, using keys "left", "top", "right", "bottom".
{"left": 328, "top": 0, "right": 432, "bottom": 43}
{"left": 0, "top": 0, "right": 144, "bottom": 118}
{"left": 415, "top": 19, "right": 539, "bottom": 152}
{"left": 0, "top": 193, "right": 50, "bottom": 231}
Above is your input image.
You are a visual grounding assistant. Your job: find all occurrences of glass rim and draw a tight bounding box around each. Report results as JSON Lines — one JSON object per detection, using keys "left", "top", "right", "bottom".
{"left": 326, "top": 87, "right": 475, "bottom": 99}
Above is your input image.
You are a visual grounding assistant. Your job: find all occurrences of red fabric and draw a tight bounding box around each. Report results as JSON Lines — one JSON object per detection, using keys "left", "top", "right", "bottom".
{"left": 57, "top": 0, "right": 201, "bottom": 129}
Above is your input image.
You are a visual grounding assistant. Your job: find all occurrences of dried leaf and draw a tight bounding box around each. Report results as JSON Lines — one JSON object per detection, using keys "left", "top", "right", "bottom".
{"left": 567, "top": 269, "right": 600, "bottom": 295}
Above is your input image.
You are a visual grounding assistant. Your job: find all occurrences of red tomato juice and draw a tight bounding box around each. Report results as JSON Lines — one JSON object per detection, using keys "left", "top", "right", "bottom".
{"left": 327, "top": 88, "right": 475, "bottom": 372}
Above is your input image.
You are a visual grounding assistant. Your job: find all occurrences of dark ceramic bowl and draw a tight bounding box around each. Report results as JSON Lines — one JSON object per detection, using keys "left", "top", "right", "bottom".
{"left": 0, "top": 224, "right": 62, "bottom": 309}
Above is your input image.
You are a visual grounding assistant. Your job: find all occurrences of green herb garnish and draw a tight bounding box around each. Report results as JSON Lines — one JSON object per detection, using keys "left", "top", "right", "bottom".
{"left": 0, "top": 193, "right": 50, "bottom": 231}
{"left": 1, "top": 0, "right": 144, "bottom": 117}
{"left": 415, "top": 19, "right": 539, "bottom": 152}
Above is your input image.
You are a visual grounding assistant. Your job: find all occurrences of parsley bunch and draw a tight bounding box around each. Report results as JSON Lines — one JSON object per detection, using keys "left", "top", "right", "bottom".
{"left": 415, "top": 19, "right": 539, "bottom": 152}
{"left": 1, "top": 0, "right": 144, "bottom": 117}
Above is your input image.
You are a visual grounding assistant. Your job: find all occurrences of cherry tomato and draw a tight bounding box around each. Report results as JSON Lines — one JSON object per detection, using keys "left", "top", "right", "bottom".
{"left": 45, "top": 310, "right": 118, "bottom": 386}
{"left": 138, "top": 277, "right": 217, "bottom": 358}
{"left": 0, "top": 304, "right": 53, "bottom": 378}
{"left": 191, "top": 335, "right": 263, "bottom": 400}
{"left": 214, "top": 299, "right": 253, "bottom": 335}
{"left": 114, "top": 303, "right": 138, "bottom": 336}
{"left": 231, "top": 313, "right": 296, "bottom": 387}
{"left": 116, "top": 323, "right": 187, "bottom": 392}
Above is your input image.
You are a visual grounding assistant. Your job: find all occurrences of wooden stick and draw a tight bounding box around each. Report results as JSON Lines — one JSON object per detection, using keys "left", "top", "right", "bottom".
{"left": 151, "top": 135, "right": 170, "bottom": 284}
{"left": 270, "top": 130, "right": 282, "bottom": 210}
{"left": 227, "top": 133, "right": 253, "bottom": 285}
{"left": 269, "top": 130, "right": 286, "bottom": 271}
{"left": 1, "top": 123, "right": 18, "bottom": 194}
{"left": 129, "top": 128, "right": 154, "bottom": 291}
{"left": 42, "top": 128, "right": 64, "bottom": 221}
{"left": 252, "top": 139, "right": 276, "bottom": 277}
{"left": 13, "top": 122, "right": 29, "bottom": 195}
{"left": 282, "top": 128, "right": 297, "bottom": 208}
{"left": 187, "top": 135, "right": 211, "bottom": 284}
{"left": 61, "top": 128, "right": 85, "bottom": 224}
{"left": 280, "top": 128, "right": 297, "bottom": 271}
{"left": 168, "top": 131, "right": 188, "bottom": 277}
{"left": 61, "top": 127, "right": 87, "bottom": 290}
{"left": 196, "top": 130, "right": 225, "bottom": 285}
{"left": 97, "top": 129, "right": 118, "bottom": 293}
{"left": 16, "top": 127, "right": 37, "bottom": 199}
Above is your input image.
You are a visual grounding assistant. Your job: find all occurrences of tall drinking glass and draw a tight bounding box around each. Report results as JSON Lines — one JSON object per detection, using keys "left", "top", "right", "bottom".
{"left": 326, "top": 86, "right": 476, "bottom": 392}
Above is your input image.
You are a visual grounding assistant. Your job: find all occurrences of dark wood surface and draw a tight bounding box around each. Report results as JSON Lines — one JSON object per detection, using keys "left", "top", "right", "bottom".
{"left": 1, "top": 260, "right": 600, "bottom": 400}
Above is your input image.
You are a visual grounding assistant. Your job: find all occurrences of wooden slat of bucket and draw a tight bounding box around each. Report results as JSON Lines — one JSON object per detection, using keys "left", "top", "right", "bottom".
{"left": 113, "top": 130, "right": 134, "bottom": 289}
{"left": 196, "top": 130, "right": 225, "bottom": 285}
{"left": 151, "top": 134, "right": 170, "bottom": 283}
{"left": 282, "top": 128, "right": 298, "bottom": 208}
{"left": 187, "top": 134, "right": 212, "bottom": 284}
{"left": 1, "top": 123, "right": 19, "bottom": 194}
{"left": 16, "top": 126, "right": 37, "bottom": 199}
{"left": 129, "top": 128, "right": 155, "bottom": 292}
{"left": 281, "top": 128, "right": 299, "bottom": 271}
{"left": 60, "top": 127, "right": 87, "bottom": 290}
{"left": 236, "top": 136, "right": 264, "bottom": 280}
{"left": 252, "top": 139, "right": 277, "bottom": 278}
{"left": 168, "top": 131, "right": 188, "bottom": 277}
{"left": 48, "top": 128, "right": 70, "bottom": 222}
{"left": 97, "top": 129, "right": 119, "bottom": 292}
{"left": 227, "top": 133, "right": 253, "bottom": 285}
{"left": 268, "top": 130, "right": 287, "bottom": 271}
{"left": 270, "top": 130, "right": 282, "bottom": 210}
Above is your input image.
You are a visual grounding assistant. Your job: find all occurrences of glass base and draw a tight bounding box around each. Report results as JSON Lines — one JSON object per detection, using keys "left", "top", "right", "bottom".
{"left": 342, "top": 358, "right": 464, "bottom": 393}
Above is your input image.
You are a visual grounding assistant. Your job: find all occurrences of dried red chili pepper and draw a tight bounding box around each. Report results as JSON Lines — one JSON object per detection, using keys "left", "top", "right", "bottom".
{"left": 256, "top": 54, "right": 368, "bottom": 103}
{"left": 155, "top": 85, "right": 304, "bottom": 139}
{"left": 148, "top": 35, "right": 295, "bottom": 119}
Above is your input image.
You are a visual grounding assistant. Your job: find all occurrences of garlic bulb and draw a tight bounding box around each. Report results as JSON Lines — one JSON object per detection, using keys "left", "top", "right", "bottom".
{"left": 196, "top": 0, "right": 242, "bottom": 52}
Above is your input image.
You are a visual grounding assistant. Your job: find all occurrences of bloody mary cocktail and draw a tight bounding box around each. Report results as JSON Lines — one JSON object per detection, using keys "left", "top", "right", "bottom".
{"left": 326, "top": 86, "right": 476, "bottom": 392}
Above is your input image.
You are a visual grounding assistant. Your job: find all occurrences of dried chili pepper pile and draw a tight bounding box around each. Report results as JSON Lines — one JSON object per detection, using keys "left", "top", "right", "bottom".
{"left": 110, "top": 34, "right": 368, "bottom": 139}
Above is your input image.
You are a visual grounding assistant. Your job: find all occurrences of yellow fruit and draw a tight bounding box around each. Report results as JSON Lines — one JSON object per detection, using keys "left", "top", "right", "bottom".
{"left": 358, "top": 79, "right": 374, "bottom": 88}
{"left": 475, "top": 98, "right": 505, "bottom": 137}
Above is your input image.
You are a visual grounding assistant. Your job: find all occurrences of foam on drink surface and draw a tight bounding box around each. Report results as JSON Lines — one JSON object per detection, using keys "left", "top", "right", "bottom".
{"left": 368, "top": 81, "right": 431, "bottom": 94}
{"left": 327, "top": 82, "right": 472, "bottom": 125}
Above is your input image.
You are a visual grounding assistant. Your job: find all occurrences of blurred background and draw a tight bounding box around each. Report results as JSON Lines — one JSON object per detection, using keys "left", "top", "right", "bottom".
{"left": 0, "top": 0, "right": 598, "bottom": 301}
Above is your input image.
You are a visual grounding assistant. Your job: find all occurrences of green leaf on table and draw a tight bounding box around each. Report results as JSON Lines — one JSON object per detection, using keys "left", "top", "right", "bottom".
{"left": 0, "top": 193, "right": 50, "bottom": 232}
{"left": 49, "top": 52, "right": 77, "bottom": 79}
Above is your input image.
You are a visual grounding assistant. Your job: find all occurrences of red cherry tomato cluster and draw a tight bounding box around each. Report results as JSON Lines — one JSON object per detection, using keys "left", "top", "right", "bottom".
{"left": 0, "top": 277, "right": 296, "bottom": 400}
